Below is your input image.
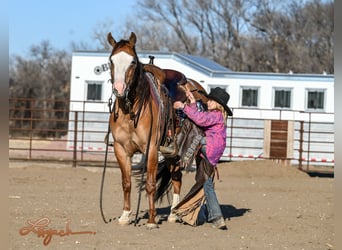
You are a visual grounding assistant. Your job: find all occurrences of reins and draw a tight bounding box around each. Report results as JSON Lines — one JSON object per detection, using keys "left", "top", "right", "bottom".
{"left": 99, "top": 95, "right": 114, "bottom": 224}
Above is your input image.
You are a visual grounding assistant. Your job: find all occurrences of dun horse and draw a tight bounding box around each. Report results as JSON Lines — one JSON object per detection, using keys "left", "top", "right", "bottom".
{"left": 107, "top": 32, "right": 207, "bottom": 229}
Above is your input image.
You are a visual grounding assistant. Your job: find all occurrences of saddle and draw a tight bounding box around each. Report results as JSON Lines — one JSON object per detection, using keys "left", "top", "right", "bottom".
{"left": 144, "top": 64, "right": 205, "bottom": 169}
{"left": 144, "top": 64, "right": 187, "bottom": 102}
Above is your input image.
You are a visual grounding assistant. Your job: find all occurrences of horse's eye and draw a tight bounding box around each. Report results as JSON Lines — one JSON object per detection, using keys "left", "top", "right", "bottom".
{"left": 131, "top": 59, "right": 137, "bottom": 65}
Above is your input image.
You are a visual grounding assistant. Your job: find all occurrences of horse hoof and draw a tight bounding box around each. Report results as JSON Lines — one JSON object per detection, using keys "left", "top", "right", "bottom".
{"left": 118, "top": 219, "right": 130, "bottom": 225}
{"left": 167, "top": 213, "right": 179, "bottom": 223}
{"left": 118, "top": 210, "right": 132, "bottom": 225}
{"left": 146, "top": 223, "right": 158, "bottom": 229}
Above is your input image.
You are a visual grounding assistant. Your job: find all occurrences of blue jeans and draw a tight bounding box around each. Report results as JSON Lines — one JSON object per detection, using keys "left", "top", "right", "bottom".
{"left": 203, "top": 176, "right": 223, "bottom": 221}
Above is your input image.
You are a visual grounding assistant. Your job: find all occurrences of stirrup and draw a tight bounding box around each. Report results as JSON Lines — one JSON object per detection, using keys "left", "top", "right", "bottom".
{"left": 160, "top": 142, "right": 178, "bottom": 157}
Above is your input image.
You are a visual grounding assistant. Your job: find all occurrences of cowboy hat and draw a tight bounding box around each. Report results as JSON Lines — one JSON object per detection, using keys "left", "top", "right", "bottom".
{"left": 199, "top": 87, "right": 233, "bottom": 116}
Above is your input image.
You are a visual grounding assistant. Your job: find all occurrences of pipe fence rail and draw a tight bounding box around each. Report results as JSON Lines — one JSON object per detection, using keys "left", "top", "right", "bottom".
{"left": 9, "top": 98, "right": 334, "bottom": 171}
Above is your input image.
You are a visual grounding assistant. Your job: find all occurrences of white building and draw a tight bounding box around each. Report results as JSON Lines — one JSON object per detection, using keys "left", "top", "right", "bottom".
{"left": 68, "top": 51, "right": 334, "bottom": 165}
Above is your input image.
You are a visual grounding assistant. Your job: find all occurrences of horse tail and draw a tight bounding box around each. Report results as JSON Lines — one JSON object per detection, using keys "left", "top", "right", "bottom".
{"left": 154, "top": 159, "right": 173, "bottom": 203}
{"left": 134, "top": 158, "right": 173, "bottom": 203}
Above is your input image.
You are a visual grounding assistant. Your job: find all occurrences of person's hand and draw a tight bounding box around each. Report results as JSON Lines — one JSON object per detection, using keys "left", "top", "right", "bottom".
{"left": 173, "top": 101, "right": 185, "bottom": 109}
{"left": 186, "top": 90, "right": 195, "bottom": 103}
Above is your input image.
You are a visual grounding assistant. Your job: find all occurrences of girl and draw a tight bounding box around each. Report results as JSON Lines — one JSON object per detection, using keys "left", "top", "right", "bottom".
{"left": 173, "top": 87, "right": 233, "bottom": 229}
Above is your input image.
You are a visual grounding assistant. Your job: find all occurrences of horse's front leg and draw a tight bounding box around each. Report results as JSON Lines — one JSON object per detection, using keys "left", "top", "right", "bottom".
{"left": 115, "top": 143, "right": 132, "bottom": 225}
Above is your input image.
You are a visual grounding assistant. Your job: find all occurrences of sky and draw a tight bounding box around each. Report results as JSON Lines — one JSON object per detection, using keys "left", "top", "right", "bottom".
{"left": 9, "top": 0, "right": 138, "bottom": 56}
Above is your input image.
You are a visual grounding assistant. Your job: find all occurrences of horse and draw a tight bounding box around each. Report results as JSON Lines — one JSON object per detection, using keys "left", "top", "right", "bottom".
{"left": 107, "top": 31, "right": 207, "bottom": 229}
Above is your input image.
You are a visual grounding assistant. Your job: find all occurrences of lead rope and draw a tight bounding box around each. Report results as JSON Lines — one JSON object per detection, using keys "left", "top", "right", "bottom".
{"left": 100, "top": 95, "right": 114, "bottom": 223}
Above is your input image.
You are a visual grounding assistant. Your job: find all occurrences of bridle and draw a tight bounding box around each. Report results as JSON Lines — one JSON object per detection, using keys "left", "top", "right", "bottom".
{"left": 109, "top": 53, "right": 149, "bottom": 128}
{"left": 109, "top": 54, "right": 138, "bottom": 99}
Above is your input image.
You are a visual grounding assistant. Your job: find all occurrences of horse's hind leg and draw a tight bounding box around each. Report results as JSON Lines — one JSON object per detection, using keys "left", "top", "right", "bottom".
{"left": 145, "top": 151, "right": 159, "bottom": 229}
{"left": 168, "top": 166, "right": 182, "bottom": 222}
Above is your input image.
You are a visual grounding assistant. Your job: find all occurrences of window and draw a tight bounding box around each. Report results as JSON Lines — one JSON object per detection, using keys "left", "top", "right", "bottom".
{"left": 86, "top": 81, "right": 103, "bottom": 101}
{"left": 208, "top": 85, "right": 228, "bottom": 93}
{"left": 241, "top": 87, "right": 258, "bottom": 107}
{"left": 274, "top": 88, "right": 292, "bottom": 109}
{"left": 306, "top": 89, "right": 325, "bottom": 110}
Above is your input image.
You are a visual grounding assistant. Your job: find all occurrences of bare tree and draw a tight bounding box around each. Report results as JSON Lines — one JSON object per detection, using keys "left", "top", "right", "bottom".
{"left": 249, "top": 0, "right": 289, "bottom": 72}
{"left": 9, "top": 41, "right": 71, "bottom": 137}
{"left": 136, "top": 0, "right": 255, "bottom": 70}
{"left": 207, "top": 0, "right": 255, "bottom": 70}
{"left": 137, "top": 0, "right": 198, "bottom": 54}
{"left": 92, "top": 0, "right": 332, "bottom": 73}
{"left": 91, "top": 18, "right": 116, "bottom": 51}
{"left": 294, "top": 0, "right": 333, "bottom": 73}
{"left": 120, "top": 18, "right": 189, "bottom": 52}
{"left": 249, "top": 0, "right": 333, "bottom": 73}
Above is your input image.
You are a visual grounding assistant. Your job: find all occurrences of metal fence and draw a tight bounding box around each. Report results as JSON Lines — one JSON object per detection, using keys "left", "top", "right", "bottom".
{"left": 9, "top": 98, "right": 334, "bottom": 171}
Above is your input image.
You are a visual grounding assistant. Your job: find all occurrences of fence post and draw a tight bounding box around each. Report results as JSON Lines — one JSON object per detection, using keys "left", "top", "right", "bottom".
{"left": 29, "top": 102, "right": 33, "bottom": 160}
{"left": 306, "top": 113, "right": 312, "bottom": 171}
{"left": 72, "top": 111, "right": 78, "bottom": 167}
{"left": 298, "top": 121, "right": 304, "bottom": 170}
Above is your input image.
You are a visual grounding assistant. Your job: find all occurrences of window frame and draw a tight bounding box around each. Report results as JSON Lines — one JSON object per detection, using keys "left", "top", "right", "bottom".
{"left": 273, "top": 87, "right": 292, "bottom": 109}
{"left": 305, "top": 88, "right": 325, "bottom": 111}
{"left": 85, "top": 81, "right": 103, "bottom": 101}
{"left": 240, "top": 86, "right": 259, "bottom": 108}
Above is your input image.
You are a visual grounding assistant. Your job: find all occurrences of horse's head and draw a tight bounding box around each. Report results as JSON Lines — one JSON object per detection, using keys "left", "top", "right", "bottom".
{"left": 107, "top": 32, "right": 139, "bottom": 98}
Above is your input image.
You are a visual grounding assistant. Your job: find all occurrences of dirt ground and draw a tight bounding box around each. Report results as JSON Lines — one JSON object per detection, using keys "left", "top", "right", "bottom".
{"left": 9, "top": 160, "right": 334, "bottom": 250}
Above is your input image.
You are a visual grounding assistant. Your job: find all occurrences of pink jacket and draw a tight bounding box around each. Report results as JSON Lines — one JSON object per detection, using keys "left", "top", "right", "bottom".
{"left": 183, "top": 103, "right": 226, "bottom": 166}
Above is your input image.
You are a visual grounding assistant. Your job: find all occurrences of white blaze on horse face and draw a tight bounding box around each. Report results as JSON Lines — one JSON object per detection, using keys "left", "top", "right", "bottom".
{"left": 111, "top": 51, "right": 134, "bottom": 96}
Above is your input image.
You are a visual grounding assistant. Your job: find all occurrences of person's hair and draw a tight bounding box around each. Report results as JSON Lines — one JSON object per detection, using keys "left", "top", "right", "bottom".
{"left": 213, "top": 101, "right": 228, "bottom": 126}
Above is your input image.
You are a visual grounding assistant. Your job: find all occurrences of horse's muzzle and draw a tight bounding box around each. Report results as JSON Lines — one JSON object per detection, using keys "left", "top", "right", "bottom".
{"left": 113, "top": 81, "right": 127, "bottom": 97}
{"left": 113, "top": 88, "right": 125, "bottom": 98}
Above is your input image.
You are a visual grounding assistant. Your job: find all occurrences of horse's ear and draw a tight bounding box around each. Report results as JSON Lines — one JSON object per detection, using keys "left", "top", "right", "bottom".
{"left": 129, "top": 32, "right": 137, "bottom": 47}
{"left": 107, "top": 32, "right": 116, "bottom": 47}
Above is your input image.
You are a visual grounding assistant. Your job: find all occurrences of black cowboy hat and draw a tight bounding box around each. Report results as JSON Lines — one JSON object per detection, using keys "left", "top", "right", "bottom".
{"left": 199, "top": 87, "right": 233, "bottom": 116}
